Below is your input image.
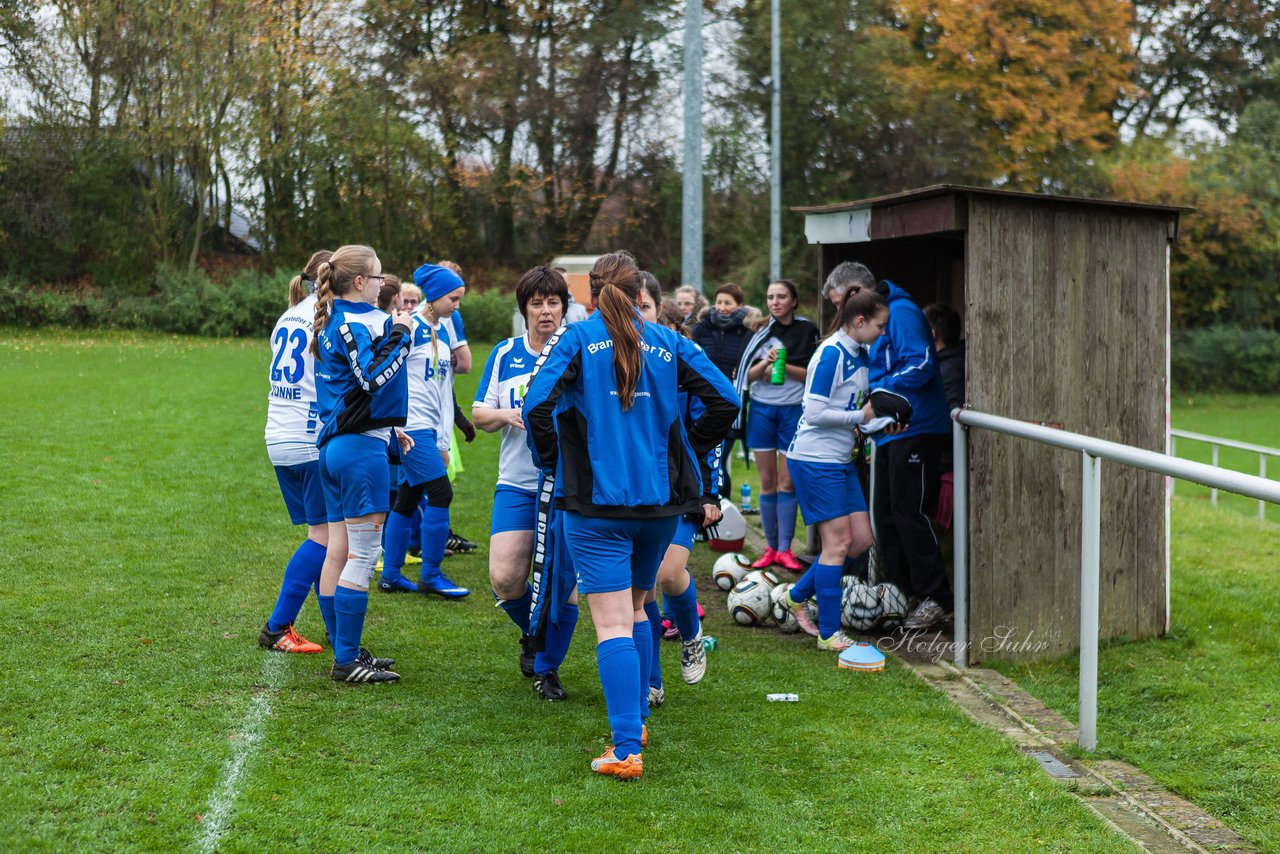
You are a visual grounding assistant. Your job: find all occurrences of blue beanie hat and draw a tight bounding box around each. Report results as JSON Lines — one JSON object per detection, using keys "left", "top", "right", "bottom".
{"left": 413, "top": 263, "right": 465, "bottom": 304}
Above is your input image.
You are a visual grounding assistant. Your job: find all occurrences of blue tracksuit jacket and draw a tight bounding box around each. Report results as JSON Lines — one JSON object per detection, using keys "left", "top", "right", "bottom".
{"left": 522, "top": 312, "right": 740, "bottom": 519}
{"left": 867, "top": 280, "right": 951, "bottom": 443}
{"left": 315, "top": 300, "right": 411, "bottom": 447}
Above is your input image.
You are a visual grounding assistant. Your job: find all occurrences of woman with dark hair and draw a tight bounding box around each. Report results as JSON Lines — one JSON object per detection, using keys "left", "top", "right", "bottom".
{"left": 732, "top": 280, "right": 819, "bottom": 573}
{"left": 473, "top": 266, "right": 578, "bottom": 701}
{"left": 691, "top": 282, "right": 753, "bottom": 498}
{"left": 522, "top": 252, "right": 739, "bottom": 780}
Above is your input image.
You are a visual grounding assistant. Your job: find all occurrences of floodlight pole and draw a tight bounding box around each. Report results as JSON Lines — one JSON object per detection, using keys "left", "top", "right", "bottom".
{"left": 682, "top": 0, "right": 704, "bottom": 292}
{"left": 769, "top": 0, "right": 781, "bottom": 282}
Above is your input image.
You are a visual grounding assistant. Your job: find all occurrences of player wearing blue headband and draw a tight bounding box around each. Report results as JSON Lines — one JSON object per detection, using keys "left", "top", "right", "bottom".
{"left": 312, "top": 244, "right": 414, "bottom": 683}
{"left": 522, "top": 252, "right": 739, "bottom": 780}
{"left": 379, "top": 262, "right": 471, "bottom": 598}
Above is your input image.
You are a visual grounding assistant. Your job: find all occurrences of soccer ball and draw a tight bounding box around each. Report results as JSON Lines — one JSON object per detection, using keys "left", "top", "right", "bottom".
{"left": 769, "top": 582, "right": 800, "bottom": 633}
{"left": 841, "top": 577, "right": 882, "bottom": 633}
{"left": 743, "top": 568, "right": 781, "bottom": 589}
{"left": 727, "top": 575, "right": 773, "bottom": 625}
{"left": 875, "top": 582, "right": 908, "bottom": 629}
{"left": 712, "top": 553, "right": 752, "bottom": 591}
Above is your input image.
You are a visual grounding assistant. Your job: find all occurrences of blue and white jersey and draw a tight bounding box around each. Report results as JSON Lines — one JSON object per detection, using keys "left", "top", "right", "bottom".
{"left": 404, "top": 313, "right": 455, "bottom": 449}
{"left": 788, "top": 329, "right": 869, "bottom": 463}
{"left": 473, "top": 334, "right": 541, "bottom": 490}
{"left": 315, "top": 299, "right": 411, "bottom": 447}
{"left": 266, "top": 294, "right": 321, "bottom": 465}
{"left": 448, "top": 311, "right": 467, "bottom": 350}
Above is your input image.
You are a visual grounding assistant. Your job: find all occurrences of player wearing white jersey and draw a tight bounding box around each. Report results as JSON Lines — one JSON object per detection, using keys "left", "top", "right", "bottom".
{"left": 379, "top": 263, "right": 471, "bottom": 598}
{"left": 473, "top": 266, "right": 578, "bottom": 701}
{"left": 259, "top": 250, "right": 332, "bottom": 657}
{"left": 777, "top": 286, "right": 892, "bottom": 651}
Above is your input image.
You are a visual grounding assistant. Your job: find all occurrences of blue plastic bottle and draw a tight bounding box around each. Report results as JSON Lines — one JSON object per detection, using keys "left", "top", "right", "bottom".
{"left": 740, "top": 482, "right": 753, "bottom": 514}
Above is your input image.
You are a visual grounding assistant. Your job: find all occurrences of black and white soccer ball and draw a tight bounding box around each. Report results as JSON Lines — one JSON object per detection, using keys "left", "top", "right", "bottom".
{"left": 875, "top": 582, "right": 908, "bottom": 629}
{"left": 712, "top": 553, "right": 752, "bottom": 591}
{"left": 727, "top": 574, "right": 774, "bottom": 626}
{"left": 769, "top": 582, "right": 800, "bottom": 633}
{"left": 841, "top": 577, "right": 882, "bottom": 632}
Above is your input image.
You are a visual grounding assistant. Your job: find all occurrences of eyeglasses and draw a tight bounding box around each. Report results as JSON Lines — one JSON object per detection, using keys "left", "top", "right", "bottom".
{"left": 364, "top": 275, "right": 387, "bottom": 284}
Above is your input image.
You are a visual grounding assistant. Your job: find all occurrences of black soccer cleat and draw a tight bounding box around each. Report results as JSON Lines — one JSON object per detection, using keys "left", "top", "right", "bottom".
{"left": 533, "top": 669, "right": 567, "bottom": 701}
{"left": 331, "top": 660, "right": 400, "bottom": 684}
{"left": 358, "top": 648, "right": 395, "bottom": 670}
{"left": 446, "top": 530, "right": 478, "bottom": 553}
{"left": 519, "top": 636, "right": 536, "bottom": 678}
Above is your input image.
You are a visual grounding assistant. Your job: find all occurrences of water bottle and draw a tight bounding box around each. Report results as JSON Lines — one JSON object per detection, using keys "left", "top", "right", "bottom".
{"left": 702, "top": 636, "right": 718, "bottom": 652}
{"left": 770, "top": 345, "right": 788, "bottom": 384}
{"left": 740, "top": 482, "right": 752, "bottom": 514}
{"left": 767, "top": 693, "right": 800, "bottom": 702}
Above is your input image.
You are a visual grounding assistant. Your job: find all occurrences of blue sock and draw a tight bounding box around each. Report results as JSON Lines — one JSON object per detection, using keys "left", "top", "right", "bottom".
{"left": 791, "top": 564, "right": 817, "bottom": 603}
{"left": 777, "top": 491, "right": 798, "bottom": 552}
{"left": 317, "top": 594, "right": 337, "bottom": 644}
{"left": 332, "top": 586, "right": 368, "bottom": 666}
{"left": 633, "top": 619, "right": 654, "bottom": 721}
{"left": 815, "top": 562, "right": 843, "bottom": 639}
{"left": 498, "top": 584, "right": 533, "bottom": 635}
{"left": 643, "top": 601, "right": 663, "bottom": 690}
{"left": 408, "top": 503, "right": 424, "bottom": 552}
{"left": 267, "top": 539, "right": 326, "bottom": 632}
{"left": 760, "top": 492, "right": 779, "bottom": 549}
{"left": 419, "top": 504, "right": 450, "bottom": 578}
{"left": 382, "top": 510, "right": 413, "bottom": 579}
{"left": 534, "top": 603, "right": 579, "bottom": 673}
{"left": 660, "top": 596, "right": 676, "bottom": 626}
{"left": 667, "top": 579, "right": 701, "bottom": 641}
{"left": 596, "top": 637, "right": 643, "bottom": 757}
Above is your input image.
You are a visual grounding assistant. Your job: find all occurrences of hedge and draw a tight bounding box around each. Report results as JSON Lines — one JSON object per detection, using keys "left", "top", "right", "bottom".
{"left": 1171, "top": 327, "right": 1280, "bottom": 392}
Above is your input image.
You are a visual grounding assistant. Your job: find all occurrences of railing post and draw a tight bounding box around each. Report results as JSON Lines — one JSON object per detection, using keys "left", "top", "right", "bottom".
{"left": 953, "top": 413, "right": 968, "bottom": 669}
{"left": 1211, "top": 444, "right": 1219, "bottom": 506}
{"left": 1079, "top": 451, "right": 1102, "bottom": 752}
{"left": 1260, "top": 455, "right": 1267, "bottom": 521}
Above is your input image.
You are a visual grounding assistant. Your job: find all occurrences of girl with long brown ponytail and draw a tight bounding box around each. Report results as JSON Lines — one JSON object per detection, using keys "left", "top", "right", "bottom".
{"left": 522, "top": 252, "right": 740, "bottom": 781}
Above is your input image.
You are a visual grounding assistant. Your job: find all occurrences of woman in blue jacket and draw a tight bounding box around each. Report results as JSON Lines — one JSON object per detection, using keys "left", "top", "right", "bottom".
{"left": 522, "top": 252, "right": 739, "bottom": 780}
{"left": 312, "top": 244, "right": 415, "bottom": 684}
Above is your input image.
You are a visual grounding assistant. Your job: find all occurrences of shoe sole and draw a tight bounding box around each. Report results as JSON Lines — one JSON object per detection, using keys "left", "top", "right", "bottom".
{"left": 418, "top": 589, "right": 470, "bottom": 599}
{"left": 260, "top": 642, "right": 323, "bottom": 654}
{"left": 378, "top": 584, "right": 419, "bottom": 593}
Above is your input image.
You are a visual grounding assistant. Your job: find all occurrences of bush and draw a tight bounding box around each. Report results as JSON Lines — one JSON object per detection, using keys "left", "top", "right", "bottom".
{"left": 462, "top": 288, "right": 517, "bottom": 344}
{"left": 1172, "top": 327, "right": 1280, "bottom": 392}
{"left": 0, "top": 267, "right": 293, "bottom": 337}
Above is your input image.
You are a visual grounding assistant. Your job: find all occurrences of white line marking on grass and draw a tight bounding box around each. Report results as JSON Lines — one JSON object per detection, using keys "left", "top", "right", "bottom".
{"left": 196, "top": 652, "right": 285, "bottom": 854}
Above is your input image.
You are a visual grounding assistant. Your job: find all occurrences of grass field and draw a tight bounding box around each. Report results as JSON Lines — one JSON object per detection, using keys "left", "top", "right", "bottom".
{"left": 997, "top": 394, "right": 1280, "bottom": 853}
{"left": 1172, "top": 392, "right": 1280, "bottom": 519}
{"left": 0, "top": 328, "right": 1132, "bottom": 852}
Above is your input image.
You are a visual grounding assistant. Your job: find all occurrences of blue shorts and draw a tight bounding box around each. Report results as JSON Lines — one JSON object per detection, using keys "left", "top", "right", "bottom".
{"left": 746, "top": 401, "right": 802, "bottom": 453}
{"left": 320, "top": 433, "right": 391, "bottom": 522}
{"left": 274, "top": 461, "right": 327, "bottom": 526}
{"left": 399, "top": 429, "right": 448, "bottom": 487}
{"left": 787, "top": 458, "right": 867, "bottom": 524}
{"left": 562, "top": 513, "right": 679, "bottom": 594}
{"left": 491, "top": 485, "right": 537, "bottom": 535}
{"left": 670, "top": 517, "right": 697, "bottom": 552}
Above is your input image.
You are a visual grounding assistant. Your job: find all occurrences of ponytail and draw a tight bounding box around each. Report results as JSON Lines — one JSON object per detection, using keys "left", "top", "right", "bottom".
{"left": 311, "top": 260, "right": 335, "bottom": 357}
{"left": 829, "top": 284, "right": 887, "bottom": 336}
{"left": 598, "top": 280, "right": 644, "bottom": 410}
{"left": 292, "top": 248, "right": 333, "bottom": 308}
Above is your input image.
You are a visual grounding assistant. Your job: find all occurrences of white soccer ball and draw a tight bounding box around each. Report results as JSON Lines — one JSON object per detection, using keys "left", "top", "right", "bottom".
{"left": 841, "top": 577, "right": 882, "bottom": 633}
{"left": 769, "top": 582, "right": 800, "bottom": 633}
{"left": 876, "top": 582, "right": 908, "bottom": 629}
{"left": 712, "top": 553, "right": 752, "bottom": 591}
{"left": 727, "top": 575, "right": 773, "bottom": 625}
{"left": 743, "top": 569, "right": 780, "bottom": 590}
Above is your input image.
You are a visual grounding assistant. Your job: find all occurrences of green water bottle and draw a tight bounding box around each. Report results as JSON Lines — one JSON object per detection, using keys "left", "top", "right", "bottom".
{"left": 770, "top": 346, "right": 787, "bottom": 384}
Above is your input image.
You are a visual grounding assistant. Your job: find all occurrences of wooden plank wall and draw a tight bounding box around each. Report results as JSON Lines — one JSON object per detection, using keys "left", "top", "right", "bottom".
{"left": 965, "top": 195, "right": 1168, "bottom": 662}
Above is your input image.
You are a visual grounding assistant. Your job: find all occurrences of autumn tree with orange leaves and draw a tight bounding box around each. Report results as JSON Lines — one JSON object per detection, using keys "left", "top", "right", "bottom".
{"left": 878, "top": 0, "right": 1134, "bottom": 190}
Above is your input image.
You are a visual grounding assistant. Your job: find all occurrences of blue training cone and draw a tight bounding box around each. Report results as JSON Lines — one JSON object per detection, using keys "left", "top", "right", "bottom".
{"left": 838, "top": 642, "right": 886, "bottom": 672}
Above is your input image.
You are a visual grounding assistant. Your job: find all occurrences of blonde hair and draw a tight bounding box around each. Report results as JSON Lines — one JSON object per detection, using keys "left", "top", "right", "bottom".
{"left": 289, "top": 250, "right": 332, "bottom": 307}
{"left": 437, "top": 260, "right": 462, "bottom": 276}
{"left": 744, "top": 306, "right": 766, "bottom": 331}
{"left": 400, "top": 282, "right": 423, "bottom": 303}
{"left": 674, "top": 284, "right": 707, "bottom": 317}
{"left": 311, "top": 244, "right": 380, "bottom": 357}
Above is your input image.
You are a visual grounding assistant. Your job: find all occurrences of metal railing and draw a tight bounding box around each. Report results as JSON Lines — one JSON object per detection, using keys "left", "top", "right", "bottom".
{"left": 1170, "top": 428, "right": 1280, "bottom": 520}
{"left": 952, "top": 408, "right": 1280, "bottom": 751}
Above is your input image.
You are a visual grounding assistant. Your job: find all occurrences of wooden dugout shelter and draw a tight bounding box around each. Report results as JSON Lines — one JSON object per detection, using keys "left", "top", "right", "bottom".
{"left": 796, "top": 185, "right": 1188, "bottom": 662}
